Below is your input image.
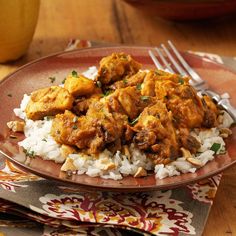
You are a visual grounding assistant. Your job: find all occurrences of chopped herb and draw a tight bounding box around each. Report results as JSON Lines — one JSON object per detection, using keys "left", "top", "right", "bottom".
{"left": 155, "top": 70, "right": 163, "bottom": 76}
{"left": 136, "top": 83, "right": 142, "bottom": 90}
{"left": 130, "top": 115, "right": 140, "bottom": 125}
{"left": 121, "top": 54, "right": 128, "bottom": 60}
{"left": 72, "top": 116, "right": 78, "bottom": 123}
{"left": 23, "top": 149, "right": 36, "bottom": 158}
{"left": 42, "top": 138, "right": 47, "bottom": 142}
{"left": 141, "top": 96, "right": 149, "bottom": 101}
{"left": 61, "top": 78, "right": 66, "bottom": 84}
{"left": 56, "top": 130, "right": 61, "bottom": 134}
{"left": 178, "top": 78, "right": 184, "bottom": 85}
{"left": 71, "top": 70, "right": 78, "bottom": 77}
{"left": 49, "top": 77, "right": 56, "bottom": 83}
{"left": 103, "top": 90, "right": 111, "bottom": 97}
{"left": 7, "top": 94, "right": 12, "bottom": 97}
{"left": 9, "top": 135, "right": 17, "bottom": 139}
{"left": 96, "top": 81, "right": 102, "bottom": 88}
{"left": 123, "top": 79, "right": 128, "bottom": 84}
{"left": 72, "top": 125, "right": 78, "bottom": 130}
{"left": 45, "top": 116, "right": 53, "bottom": 121}
{"left": 164, "top": 95, "right": 168, "bottom": 99}
{"left": 210, "top": 143, "right": 221, "bottom": 153}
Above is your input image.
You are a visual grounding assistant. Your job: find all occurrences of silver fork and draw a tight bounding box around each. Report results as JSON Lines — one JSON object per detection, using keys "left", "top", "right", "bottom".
{"left": 149, "top": 40, "right": 236, "bottom": 121}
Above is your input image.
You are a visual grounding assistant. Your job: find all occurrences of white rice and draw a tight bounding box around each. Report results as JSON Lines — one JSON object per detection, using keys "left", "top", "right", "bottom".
{"left": 14, "top": 94, "right": 30, "bottom": 120}
{"left": 82, "top": 66, "right": 98, "bottom": 80}
{"left": 18, "top": 118, "right": 64, "bottom": 163}
{"left": 68, "top": 145, "right": 153, "bottom": 180}
{"left": 15, "top": 68, "right": 234, "bottom": 180}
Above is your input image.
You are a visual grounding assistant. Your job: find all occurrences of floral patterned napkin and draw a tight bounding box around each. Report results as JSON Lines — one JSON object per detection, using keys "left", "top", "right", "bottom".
{"left": 0, "top": 39, "right": 235, "bottom": 236}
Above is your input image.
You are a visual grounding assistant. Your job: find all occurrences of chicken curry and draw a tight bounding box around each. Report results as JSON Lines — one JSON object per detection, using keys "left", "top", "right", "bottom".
{"left": 25, "top": 53, "right": 219, "bottom": 165}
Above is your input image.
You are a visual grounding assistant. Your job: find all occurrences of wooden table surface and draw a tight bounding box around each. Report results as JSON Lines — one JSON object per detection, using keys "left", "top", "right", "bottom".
{"left": 1, "top": 1, "right": 236, "bottom": 235}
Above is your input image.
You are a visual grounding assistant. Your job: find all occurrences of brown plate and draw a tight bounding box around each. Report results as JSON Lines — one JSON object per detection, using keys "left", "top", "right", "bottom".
{"left": 0, "top": 46, "right": 236, "bottom": 192}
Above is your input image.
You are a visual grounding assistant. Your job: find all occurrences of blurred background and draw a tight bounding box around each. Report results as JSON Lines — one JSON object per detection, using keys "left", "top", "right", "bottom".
{"left": 1, "top": 0, "right": 236, "bottom": 66}
{"left": 30, "top": 0, "right": 236, "bottom": 56}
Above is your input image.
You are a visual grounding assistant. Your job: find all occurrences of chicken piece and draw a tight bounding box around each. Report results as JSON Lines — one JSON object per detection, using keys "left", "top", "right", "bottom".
{"left": 64, "top": 74, "right": 96, "bottom": 97}
{"left": 7, "top": 120, "right": 25, "bottom": 132}
{"left": 51, "top": 110, "right": 97, "bottom": 150}
{"left": 202, "top": 95, "right": 219, "bottom": 128}
{"left": 132, "top": 101, "right": 179, "bottom": 164}
{"left": 86, "top": 101, "right": 128, "bottom": 147}
{"left": 202, "top": 95, "right": 218, "bottom": 113}
{"left": 95, "top": 53, "right": 141, "bottom": 85}
{"left": 166, "top": 85, "right": 205, "bottom": 128}
{"left": 51, "top": 101, "right": 128, "bottom": 154}
{"left": 25, "top": 86, "right": 74, "bottom": 120}
{"left": 141, "top": 71, "right": 157, "bottom": 97}
{"left": 106, "top": 86, "right": 152, "bottom": 120}
{"left": 73, "top": 93, "right": 102, "bottom": 115}
{"left": 178, "top": 128, "right": 201, "bottom": 154}
{"left": 141, "top": 70, "right": 189, "bottom": 100}
{"left": 109, "top": 71, "right": 146, "bottom": 90}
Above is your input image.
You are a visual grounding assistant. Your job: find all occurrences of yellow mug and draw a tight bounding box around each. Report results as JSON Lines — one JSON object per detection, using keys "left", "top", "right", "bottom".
{"left": 0, "top": 0, "right": 40, "bottom": 63}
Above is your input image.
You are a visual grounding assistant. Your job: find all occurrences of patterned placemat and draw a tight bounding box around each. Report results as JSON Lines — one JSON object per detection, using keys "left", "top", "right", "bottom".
{"left": 0, "top": 39, "right": 235, "bottom": 236}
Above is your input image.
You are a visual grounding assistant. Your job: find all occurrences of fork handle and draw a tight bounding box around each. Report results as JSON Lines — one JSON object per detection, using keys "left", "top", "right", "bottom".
{"left": 218, "top": 99, "right": 236, "bottom": 122}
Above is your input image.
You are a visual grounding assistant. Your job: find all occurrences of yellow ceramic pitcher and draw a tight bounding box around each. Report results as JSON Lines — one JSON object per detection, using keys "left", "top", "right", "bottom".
{"left": 0, "top": 0, "right": 40, "bottom": 63}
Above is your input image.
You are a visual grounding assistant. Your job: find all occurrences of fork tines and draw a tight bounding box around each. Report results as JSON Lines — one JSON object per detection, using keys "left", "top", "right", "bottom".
{"left": 149, "top": 41, "right": 236, "bottom": 121}
{"left": 149, "top": 40, "right": 205, "bottom": 87}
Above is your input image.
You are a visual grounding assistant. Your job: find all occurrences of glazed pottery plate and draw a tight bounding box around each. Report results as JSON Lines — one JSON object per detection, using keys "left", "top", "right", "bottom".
{"left": 0, "top": 46, "right": 236, "bottom": 191}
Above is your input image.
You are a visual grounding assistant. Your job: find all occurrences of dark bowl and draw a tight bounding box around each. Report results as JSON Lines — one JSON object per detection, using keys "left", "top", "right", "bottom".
{"left": 123, "top": 0, "right": 236, "bottom": 21}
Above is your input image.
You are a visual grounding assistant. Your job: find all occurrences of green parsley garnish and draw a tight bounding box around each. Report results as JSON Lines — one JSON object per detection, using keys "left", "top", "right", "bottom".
{"left": 136, "top": 84, "right": 142, "bottom": 90}
{"left": 23, "top": 149, "right": 36, "bottom": 158}
{"left": 72, "top": 70, "right": 78, "bottom": 77}
{"left": 103, "top": 90, "right": 111, "bottom": 97}
{"left": 154, "top": 70, "right": 163, "bottom": 76}
{"left": 42, "top": 138, "right": 47, "bottom": 142}
{"left": 141, "top": 96, "right": 149, "bottom": 101}
{"left": 49, "top": 77, "right": 56, "bottom": 83}
{"left": 61, "top": 78, "right": 66, "bottom": 84}
{"left": 123, "top": 79, "right": 128, "bottom": 84}
{"left": 210, "top": 143, "right": 221, "bottom": 153}
{"left": 136, "top": 83, "right": 142, "bottom": 90}
{"left": 130, "top": 115, "right": 140, "bottom": 125}
{"left": 178, "top": 78, "right": 184, "bottom": 85}
{"left": 45, "top": 116, "right": 53, "bottom": 121}
{"left": 72, "top": 125, "right": 78, "bottom": 130}
{"left": 7, "top": 94, "right": 12, "bottom": 97}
